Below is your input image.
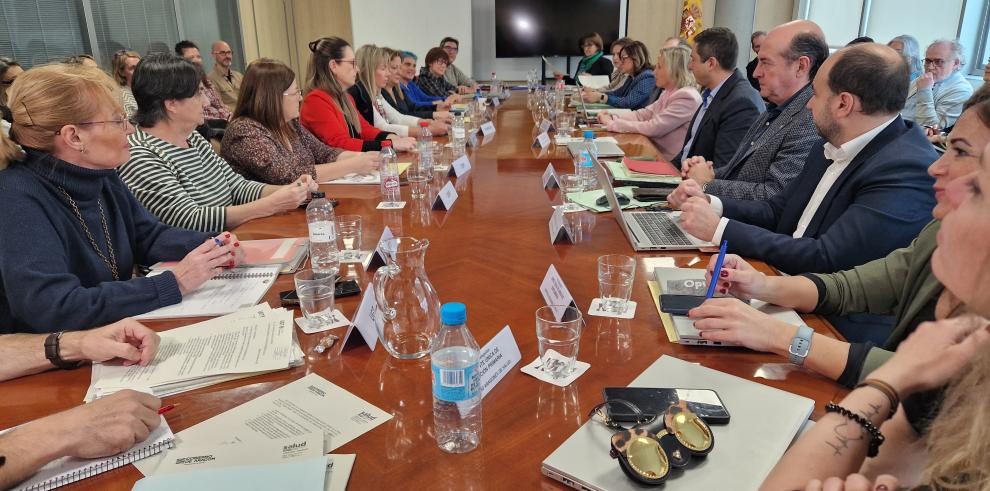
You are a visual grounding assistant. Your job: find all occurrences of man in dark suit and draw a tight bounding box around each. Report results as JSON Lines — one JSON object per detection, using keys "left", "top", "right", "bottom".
{"left": 677, "top": 43, "right": 937, "bottom": 343}
{"left": 746, "top": 31, "right": 766, "bottom": 91}
{"left": 669, "top": 21, "right": 828, "bottom": 203}
{"left": 673, "top": 27, "right": 765, "bottom": 169}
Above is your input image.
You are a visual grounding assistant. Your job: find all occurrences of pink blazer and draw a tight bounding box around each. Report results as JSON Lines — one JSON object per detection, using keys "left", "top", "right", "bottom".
{"left": 605, "top": 86, "right": 702, "bottom": 161}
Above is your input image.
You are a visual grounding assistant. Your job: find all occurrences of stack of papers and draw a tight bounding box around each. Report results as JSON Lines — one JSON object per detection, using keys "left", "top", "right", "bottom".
{"left": 577, "top": 74, "right": 611, "bottom": 89}
{"left": 85, "top": 304, "right": 303, "bottom": 401}
{"left": 137, "top": 266, "right": 280, "bottom": 319}
{"left": 605, "top": 160, "right": 682, "bottom": 185}
{"left": 154, "top": 238, "right": 308, "bottom": 275}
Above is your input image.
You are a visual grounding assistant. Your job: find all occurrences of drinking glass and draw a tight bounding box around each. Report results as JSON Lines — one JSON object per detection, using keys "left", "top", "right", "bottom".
{"left": 555, "top": 111, "right": 575, "bottom": 138}
{"left": 407, "top": 168, "right": 430, "bottom": 199}
{"left": 558, "top": 173, "right": 584, "bottom": 212}
{"left": 535, "top": 306, "right": 584, "bottom": 379}
{"left": 294, "top": 269, "right": 336, "bottom": 329}
{"left": 335, "top": 215, "right": 362, "bottom": 262}
{"left": 431, "top": 141, "right": 447, "bottom": 172}
{"left": 597, "top": 255, "right": 636, "bottom": 313}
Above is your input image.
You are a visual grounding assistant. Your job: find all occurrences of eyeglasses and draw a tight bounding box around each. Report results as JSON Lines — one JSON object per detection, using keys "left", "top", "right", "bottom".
{"left": 0, "top": 77, "right": 15, "bottom": 85}
{"left": 283, "top": 89, "right": 303, "bottom": 97}
{"left": 212, "top": 50, "right": 233, "bottom": 56}
{"left": 56, "top": 117, "right": 131, "bottom": 134}
{"left": 923, "top": 58, "right": 948, "bottom": 67}
{"left": 335, "top": 58, "right": 358, "bottom": 67}
{"left": 442, "top": 46, "right": 459, "bottom": 53}
{"left": 434, "top": 60, "right": 449, "bottom": 67}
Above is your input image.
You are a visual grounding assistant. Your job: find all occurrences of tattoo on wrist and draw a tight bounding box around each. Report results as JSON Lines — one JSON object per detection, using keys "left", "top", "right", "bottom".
{"left": 823, "top": 402, "right": 883, "bottom": 456}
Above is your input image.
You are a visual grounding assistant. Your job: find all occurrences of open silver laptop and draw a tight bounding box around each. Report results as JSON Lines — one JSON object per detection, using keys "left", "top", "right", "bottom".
{"left": 595, "top": 157, "right": 713, "bottom": 250}
{"left": 566, "top": 140, "right": 625, "bottom": 158}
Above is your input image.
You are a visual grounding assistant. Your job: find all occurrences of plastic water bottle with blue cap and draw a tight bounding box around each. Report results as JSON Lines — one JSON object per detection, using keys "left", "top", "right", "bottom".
{"left": 431, "top": 302, "right": 482, "bottom": 453}
{"left": 575, "top": 130, "right": 598, "bottom": 189}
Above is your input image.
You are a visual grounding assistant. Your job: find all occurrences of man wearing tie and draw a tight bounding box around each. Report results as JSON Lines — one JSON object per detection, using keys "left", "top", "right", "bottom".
{"left": 673, "top": 27, "right": 765, "bottom": 170}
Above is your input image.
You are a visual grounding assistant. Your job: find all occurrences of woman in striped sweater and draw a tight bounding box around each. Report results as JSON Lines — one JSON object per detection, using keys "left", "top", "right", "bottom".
{"left": 119, "top": 54, "right": 315, "bottom": 233}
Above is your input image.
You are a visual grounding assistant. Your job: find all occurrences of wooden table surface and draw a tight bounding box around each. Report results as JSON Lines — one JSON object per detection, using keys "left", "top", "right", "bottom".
{"left": 0, "top": 93, "right": 848, "bottom": 490}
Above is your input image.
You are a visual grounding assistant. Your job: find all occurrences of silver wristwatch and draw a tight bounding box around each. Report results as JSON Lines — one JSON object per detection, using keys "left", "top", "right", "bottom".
{"left": 788, "top": 325, "right": 814, "bottom": 366}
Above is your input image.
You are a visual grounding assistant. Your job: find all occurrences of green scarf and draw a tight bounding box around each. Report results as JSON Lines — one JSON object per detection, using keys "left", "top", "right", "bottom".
{"left": 577, "top": 51, "right": 604, "bottom": 74}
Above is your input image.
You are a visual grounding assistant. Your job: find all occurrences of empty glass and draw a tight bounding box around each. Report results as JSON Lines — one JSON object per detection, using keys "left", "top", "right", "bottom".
{"left": 407, "top": 168, "right": 430, "bottom": 199}
{"left": 294, "top": 269, "right": 336, "bottom": 329}
{"left": 535, "top": 305, "right": 584, "bottom": 379}
{"left": 558, "top": 173, "right": 584, "bottom": 213}
{"left": 597, "top": 255, "right": 636, "bottom": 313}
{"left": 335, "top": 215, "right": 362, "bottom": 262}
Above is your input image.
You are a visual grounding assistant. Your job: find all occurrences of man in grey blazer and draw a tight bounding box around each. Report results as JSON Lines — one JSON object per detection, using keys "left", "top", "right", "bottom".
{"left": 670, "top": 21, "right": 828, "bottom": 204}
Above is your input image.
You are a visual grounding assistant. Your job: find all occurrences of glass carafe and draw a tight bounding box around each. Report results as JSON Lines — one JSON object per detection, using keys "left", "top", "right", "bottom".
{"left": 373, "top": 237, "right": 441, "bottom": 359}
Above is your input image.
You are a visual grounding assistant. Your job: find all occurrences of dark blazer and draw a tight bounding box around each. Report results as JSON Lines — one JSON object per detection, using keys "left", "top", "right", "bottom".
{"left": 381, "top": 88, "right": 433, "bottom": 120}
{"left": 347, "top": 83, "right": 376, "bottom": 128}
{"left": 719, "top": 116, "right": 937, "bottom": 276}
{"left": 746, "top": 57, "right": 760, "bottom": 91}
{"left": 673, "top": 70, "right": 764, "bottom": 168}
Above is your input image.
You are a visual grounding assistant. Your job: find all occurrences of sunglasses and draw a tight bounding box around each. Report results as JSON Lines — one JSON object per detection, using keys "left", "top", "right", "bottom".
{"left": 591, "top": 399, "right": 715, "bottom": 486}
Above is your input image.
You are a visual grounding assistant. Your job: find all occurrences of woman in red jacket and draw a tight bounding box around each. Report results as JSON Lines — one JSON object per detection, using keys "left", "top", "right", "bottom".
{"left": 300, "top": 36, "right": 415, "bottom": 152}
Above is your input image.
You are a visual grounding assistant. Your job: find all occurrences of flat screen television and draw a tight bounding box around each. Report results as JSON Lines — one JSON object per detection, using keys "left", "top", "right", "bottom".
{"left": 494, "top": 0, "right": 622, "bottom": 58}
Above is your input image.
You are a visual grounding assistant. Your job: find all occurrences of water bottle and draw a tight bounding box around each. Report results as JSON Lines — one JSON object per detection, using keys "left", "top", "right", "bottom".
{"left": 431, "top": 302, "right": 482, "bottom": 453}
{"left": 379, "top": 140, "right": 400, "bottom": 203}
{"left": 417, "top": 120, "right": 432, "bottom": 172}
{"left": 490, "top": 71, "right": 501, "bottom": 98}
{"left": 452, "top": 110, "right": 466, "bottom": 156}
{"left": 306, "top": 191, "right": 339, "bottom": 275}
{"left": 575, "top": 130, "right": 598, "bottom": 189}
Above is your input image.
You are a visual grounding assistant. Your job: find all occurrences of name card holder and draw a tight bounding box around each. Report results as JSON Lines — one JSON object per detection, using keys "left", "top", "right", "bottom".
{"left": 542, "top": 163, "right": 560, "bottom": 189}
{"left": 548, "top": 206, "right": 574, "bottom": 244}
{"left": 432, "top": 180, "right": 459, "bottom": 211}
{"left": 363, "top": 226, "right": 394, "bottom": 272}
{"left": 447, "top": 155, "right": 472, "bottom": 178}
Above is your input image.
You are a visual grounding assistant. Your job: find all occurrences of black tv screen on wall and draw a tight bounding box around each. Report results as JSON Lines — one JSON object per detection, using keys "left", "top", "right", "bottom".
{"left": 494, "top": 0, "right": 622, "bottom": 58}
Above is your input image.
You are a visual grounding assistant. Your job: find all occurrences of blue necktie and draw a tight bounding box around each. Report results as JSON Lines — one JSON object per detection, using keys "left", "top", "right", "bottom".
{"left": 700, "top": 88, "right": 712, "bottom": 109}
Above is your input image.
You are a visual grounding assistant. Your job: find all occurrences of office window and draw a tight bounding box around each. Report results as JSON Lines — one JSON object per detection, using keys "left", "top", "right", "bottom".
{"left": 806, "top": 0, "right": 862, "bottom": 48}
{"left": 865, "top": 0, "right": 963, "bottom": 58}
{"left": 90, "top": 0, "right": 181, "bottom": 63}
{"left": 0, "top": 0, "right": 89, "bottom": 67}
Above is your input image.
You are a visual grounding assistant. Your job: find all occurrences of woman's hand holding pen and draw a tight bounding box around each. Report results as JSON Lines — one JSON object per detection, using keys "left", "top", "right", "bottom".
{"left": 172, "top": 233, "right": 239, "bottom": 295}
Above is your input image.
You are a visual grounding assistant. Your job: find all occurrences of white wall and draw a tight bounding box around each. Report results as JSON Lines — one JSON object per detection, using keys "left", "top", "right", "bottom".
{"left": 349, "top": 0, "right": 473, "bottom": 77}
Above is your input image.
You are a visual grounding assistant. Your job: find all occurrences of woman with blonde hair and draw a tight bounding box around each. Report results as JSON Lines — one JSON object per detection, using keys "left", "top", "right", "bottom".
{"left": 221, "top": 58, "right": 380, "bottom": 184}
{"left": 0, "top": 63, "right": 240, "bottom": 334}
{"left": 597, "top": 46, "right": 701, "bottom": 160}
{"left": 580, "top": 40, "right": 656, "bottom": 110}
{"left": 300, "top": 36, "right": 414, "bottom": 152}
{"left": 111, "top": 50, "right": 141, "bottom": 119}
{"left": 349, "top": 44, "right": 446, "bottom": 138}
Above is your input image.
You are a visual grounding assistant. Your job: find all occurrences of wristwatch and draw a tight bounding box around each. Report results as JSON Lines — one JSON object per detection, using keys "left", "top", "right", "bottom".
{"left": 788, "top": 325, "right": 814, "bottom": 366}
{"left": 44, "top": 331, "right": 84, "bottom": 370}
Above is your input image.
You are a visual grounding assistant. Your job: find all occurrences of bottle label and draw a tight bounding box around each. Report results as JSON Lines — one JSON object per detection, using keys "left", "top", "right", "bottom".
{"left": 308, "top": 220, "right": 336, "bottom": 243}
{"left": 432, "top": 362, "right": 477, "bottom": 402}
{"left": 579, "top": 150, "right": 594, "bottom": 168}
{"left": 453, "top": 128, "right": 466, "bottom": 139}
{"left": 382, "top": 175, "right": 400, "bottom": 191}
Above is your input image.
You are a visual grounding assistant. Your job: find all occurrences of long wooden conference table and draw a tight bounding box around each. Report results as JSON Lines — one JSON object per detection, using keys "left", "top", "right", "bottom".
{"left": 0, "top": 93, "right": 848, "bottom": 490}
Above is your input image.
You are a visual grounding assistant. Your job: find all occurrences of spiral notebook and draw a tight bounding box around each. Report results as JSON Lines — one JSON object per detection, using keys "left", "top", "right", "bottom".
{"left": 136, "top": 266, "right": 280, "bottom": 319}
{"left": 4, "top": 417, "right": 174, "bottom": 491}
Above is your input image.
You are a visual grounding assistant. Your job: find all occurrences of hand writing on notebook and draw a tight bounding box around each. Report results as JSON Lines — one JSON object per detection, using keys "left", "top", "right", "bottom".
{"left": 678, "top": 197, "right": 719, "bottom": 241}
{"left": 172, "top": 233, "right": 241, "bottom": 295}
{"left": 667, "top": 179, "right": 709, "bottom": 208}
{"left": 61, "top": 319, "right": 161, "bottom": 367}
{"left": 688, "top": 297, "right": 796, "bottom": 352}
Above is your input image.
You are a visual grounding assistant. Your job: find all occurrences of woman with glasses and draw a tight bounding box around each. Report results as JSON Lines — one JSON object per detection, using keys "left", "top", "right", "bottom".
{"left": 0, "top": 63, "right": 241, "bottom": 334}
{"left": 553, "top": 32, "right": 614, "bottom": 84}
{"left": 349, "top": 44, "right": 447, "bottom": 138}
{"left": 383, "top": 49, "right": 452, "bottom": 122}
{"left": 580, "top": 41, "right": 656, "bottom": 110}
{"left": 119, "top": 54, "right": 314, "bottom": 233}
{"left": 600, "top": 37, "right": 633, "bottom": 94}
{"left": 221, "top": 58, "right": 379, "bottom": 185}
{"left": 300, "top": 36, "right": 414, "bottom": 152}
{"left": 111, "top": 50, "right": 141, "bottom": 120}
{"left": 416, "top": 47, "right": 459, "bottom": 98}
{"left": 597, "top": 46, "right": 701, "bottom": 160}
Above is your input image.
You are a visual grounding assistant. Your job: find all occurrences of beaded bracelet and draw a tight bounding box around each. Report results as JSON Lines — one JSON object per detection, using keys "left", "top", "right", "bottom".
{"left": 825, "top": 402, "right": 885, "bottom": 457}
{"left": 855, "top": 379, "right": 900, "bottom": 419}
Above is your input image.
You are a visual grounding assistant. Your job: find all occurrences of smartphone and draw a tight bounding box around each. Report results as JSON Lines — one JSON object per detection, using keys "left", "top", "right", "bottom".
{"left": 279, "top": 280, "right": 361, "bottom": 307}
{"left": 633, "top": 187, "right": 673, "bottom": 202}
{"left": 602, "top": 387, "right": 730, "bottom": 424}
{"left": 659, "top": 294, "right": 707, "bottom": 316}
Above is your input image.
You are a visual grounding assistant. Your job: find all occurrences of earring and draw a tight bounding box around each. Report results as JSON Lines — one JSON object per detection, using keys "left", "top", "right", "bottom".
{"left": 78, "top": 146, "right": 87, "bottom": 153}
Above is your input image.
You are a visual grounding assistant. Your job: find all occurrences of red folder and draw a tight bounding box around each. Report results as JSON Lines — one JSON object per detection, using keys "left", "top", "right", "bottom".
{"left": 623, "top": 157, "right": 680, "bottom": 176}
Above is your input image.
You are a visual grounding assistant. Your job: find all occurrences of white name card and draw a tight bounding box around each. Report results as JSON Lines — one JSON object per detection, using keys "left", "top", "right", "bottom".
{"left": 534, "top": 131, "right": 551, "bottom": 149}
{"left": 548, "top": 206, "right": 573, "bottom": 244}
{"left": 538, "top": 119, "right": 553, "bottom": 134}
{"left": 341, "top": 283, "right": 380, "bottom": 352}
{"left": 542, "top": 163, "right": 560, "bottom": 189}
{"left": 362, "top": 226, "right": 394, "bottom": 271}
{"left": 540, "top": 264, "right": 577, "bottom": 321}
{"left": 432, "top": 180, "right": 459, "bottom": 211}
{"left": 480, "top": 121, "right": 496, "bottom": 136}
{"left": 475, "top": 325, "right": 522, "bottom": 399}
{"left": 491, "top": 96, "right": 501, "bottom": 107}
{"left": 447, "top": 155, "right": 471, "bottom": 178}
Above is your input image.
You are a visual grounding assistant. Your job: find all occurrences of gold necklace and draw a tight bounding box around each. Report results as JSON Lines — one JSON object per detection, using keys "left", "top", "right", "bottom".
{"left": 56, "top": 186, "right": 120, "bottom": 280}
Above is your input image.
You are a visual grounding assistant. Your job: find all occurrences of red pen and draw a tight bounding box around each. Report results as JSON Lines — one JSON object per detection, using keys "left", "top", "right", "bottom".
{"left": 158, "top": 404, "right": 178, "bottom": 415}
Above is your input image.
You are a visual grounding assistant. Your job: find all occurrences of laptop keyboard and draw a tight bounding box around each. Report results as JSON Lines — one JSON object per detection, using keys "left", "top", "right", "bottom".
{"left": 630, "top": 213, "right": 693, "bottom": 246}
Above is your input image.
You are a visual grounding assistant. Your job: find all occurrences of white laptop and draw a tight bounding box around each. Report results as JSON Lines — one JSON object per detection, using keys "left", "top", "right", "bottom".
{"left": 541, "top": 355, "right": 814, "bottom": 491}
{"left": 566, "top": 140, "right": 626, "bottom": 158}
{"left": 595, "top": 158, "right": 713, "bottom": 250}
{"left": 653, "top": 267, "right": 805, "bottom": 346}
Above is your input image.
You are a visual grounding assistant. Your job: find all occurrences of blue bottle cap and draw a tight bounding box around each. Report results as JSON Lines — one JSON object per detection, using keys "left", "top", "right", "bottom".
{"left": 584, "top": 130, "right": 594, "bottom": 139}
{"left": 440, "top": 302, "right": 467, "bottom": 325}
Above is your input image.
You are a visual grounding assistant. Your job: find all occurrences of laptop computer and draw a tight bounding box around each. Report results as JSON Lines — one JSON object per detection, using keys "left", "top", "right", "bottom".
{"left": 595, "top": 157, "right": 713, "bottom": 250}
{"left": 566, "top": 140, "right": 625, "bottom": 158}
{"left": 541, "top": 355, "right": 815, "bottom": 491}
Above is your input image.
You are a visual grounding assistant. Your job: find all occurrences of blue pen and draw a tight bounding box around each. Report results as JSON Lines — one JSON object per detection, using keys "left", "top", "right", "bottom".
{"left": 213, "top": 237, "right": 224, "bottom": 248}
{"left": 705, "top": 240, "right": 729, "bottom": 299}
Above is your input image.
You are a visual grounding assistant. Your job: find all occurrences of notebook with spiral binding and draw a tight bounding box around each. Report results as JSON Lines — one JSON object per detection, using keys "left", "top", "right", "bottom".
{"left": 5, "top": 417, "right": 174, "bottom": 491}
{"left": 136, "top": 266, "right": 280, "bottom": 319}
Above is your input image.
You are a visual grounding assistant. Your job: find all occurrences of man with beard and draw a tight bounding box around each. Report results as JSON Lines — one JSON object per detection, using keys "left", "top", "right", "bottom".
{"left": 676, "top": 43, "right": 936, "bottom": 343}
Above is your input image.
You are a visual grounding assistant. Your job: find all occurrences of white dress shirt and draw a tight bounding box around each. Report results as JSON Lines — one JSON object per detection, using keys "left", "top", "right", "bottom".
{"left": 707, "top": 116, "right": 897, "bottom": 243}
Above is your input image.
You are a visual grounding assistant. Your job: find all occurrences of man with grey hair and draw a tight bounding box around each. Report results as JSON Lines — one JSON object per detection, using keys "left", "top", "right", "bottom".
{"left": 746, "top": 30, "right": 766, "bottom": 90}
{"left": 901, "top": 39, "right": 973, "bottom": 127}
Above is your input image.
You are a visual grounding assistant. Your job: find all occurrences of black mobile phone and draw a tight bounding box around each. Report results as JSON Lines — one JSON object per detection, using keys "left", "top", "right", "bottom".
{"left": 279, "top": 280, "right": 361, "bottom": 307}
{"left": 659, "top": 294, "right": 707, "bottom": 316}
{"left": 602, "top": 387, "right": 730, "bottom": 424}
{"left": 632, "top": 187, "right": 672, "bottom": 202}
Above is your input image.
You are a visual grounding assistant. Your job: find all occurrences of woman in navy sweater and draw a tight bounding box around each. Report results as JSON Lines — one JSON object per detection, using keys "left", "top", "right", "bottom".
{"left": 580, "top": 40, "right": 656, "bottom": 110}
{"left": 0, "top": 63, "right": 240, "bottom": 334}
